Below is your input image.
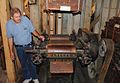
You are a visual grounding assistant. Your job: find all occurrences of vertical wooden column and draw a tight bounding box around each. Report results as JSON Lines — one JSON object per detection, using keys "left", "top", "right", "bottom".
{"left": 117, "top": 0, "right": 120, "bottom": 16}
{"left": 80, "top": 0, "right": 86, "bottom": 29}
{"left": 41, "top": 0, "right": 48, "bottom": 32}
{"left": 83, "top": 0, "right": 92, "bottom": 31}
{"left": 10, "top": 0, "right": 23, "bottom": 12}
{"left": 73, "top": 14, "right": 81, "bottom": 33}
{"left": 109, "top": 0, "right": 118, "bottom": 18}
{"left": 23, "top": 0, "right": 30, "bottom": 17}
{"left": 30, "top": 0, "right": 40, "bottom": 32}
{"left": 93, "top": 0, "right": 103, "bottom": 33}
{"left": 0, "top": 0, "right": 16, "bottom": 83}
{"left": 100, "top": 0, "right": 111, "bottom": 30}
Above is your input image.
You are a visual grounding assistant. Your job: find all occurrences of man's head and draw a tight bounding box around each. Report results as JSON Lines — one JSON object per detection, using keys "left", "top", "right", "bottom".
{"left": 10, "top": 8, "right": 22, "bottom": 23}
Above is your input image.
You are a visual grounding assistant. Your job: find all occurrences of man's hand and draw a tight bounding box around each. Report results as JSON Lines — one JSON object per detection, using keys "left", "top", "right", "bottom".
{"left": 10, "top": 51, "right": 15, "bottom": 61}
{"left": 39, "top": 35, "right": 45, "bottom": 41}
{"left": 8, "top": 38, "right": 15, "bottom": 61}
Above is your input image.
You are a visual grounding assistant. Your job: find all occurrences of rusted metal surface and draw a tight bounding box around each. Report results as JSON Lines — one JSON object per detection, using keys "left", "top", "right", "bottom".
{"left": 47, "top": 35, "right": 76, "bottom": 57}
{"left": 49, "top": 34, "right": 70, "bottom": 41}
{"left": 45, "top": 0, "right": 82, "bottom": 12}
{"left": 47, "top": 45, "right": 76, "bottom": 54}
{"left": 50, "top": 61, "right": 73, "bottom": 73}
{"left": 47, "top": 35, "right": 76, "bottom": 74}
{"left": 48, "top": 40, "right": 74, "bottom": 46}
{"left": 47, "top": 41, "right": 76, "bottom": 54}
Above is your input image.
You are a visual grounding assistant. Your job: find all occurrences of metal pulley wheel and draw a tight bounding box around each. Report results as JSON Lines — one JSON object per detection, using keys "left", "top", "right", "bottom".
{"left": 31, "top": 54, "right": 43, "bottom": 65}
{"left": 98, "top": 39, "right": 114, "bottom": 57}
{"left": 31, "top": 53, "right": 47, "bottom": 65}
{"left": 87, "top": 62, "right": 96, "bottom": 79}
{"left": 88, "top": 38, "right": 114, "bottom": 79}
{"left": 98, "top": 39, "right": 107, "bottom": 57}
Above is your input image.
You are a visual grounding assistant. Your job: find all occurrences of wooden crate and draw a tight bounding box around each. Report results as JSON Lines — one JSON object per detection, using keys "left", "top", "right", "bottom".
{"left": 45, "top": 0, "right": 82, "bottom": 12}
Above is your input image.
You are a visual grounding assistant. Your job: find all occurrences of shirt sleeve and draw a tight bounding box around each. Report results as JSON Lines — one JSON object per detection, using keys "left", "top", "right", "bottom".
{"left": 6, "top": 22, "right": 13, "bottom": 38}
{"left": 24, "top": 16, "right": 35, "bottom": 33}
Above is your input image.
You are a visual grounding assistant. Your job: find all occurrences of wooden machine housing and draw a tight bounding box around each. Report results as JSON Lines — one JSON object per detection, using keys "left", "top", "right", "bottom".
{"left": 45, "top": 0, "right": 82, "bottom": 12}
{"left": 47, "top": 35, "right": 76, "bottom": 74}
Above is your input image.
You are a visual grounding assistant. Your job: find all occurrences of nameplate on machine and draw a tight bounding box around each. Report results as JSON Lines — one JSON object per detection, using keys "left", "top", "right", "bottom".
{"left": 60, "top": 6, "right": 71, "bottom": 11}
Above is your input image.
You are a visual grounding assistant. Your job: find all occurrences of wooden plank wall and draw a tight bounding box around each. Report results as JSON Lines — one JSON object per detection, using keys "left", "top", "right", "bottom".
{"left": 52, "top": 0, "right": 119, "bottom": 35}
{"left": 10, "top": 0, "right": 23, "bottom": 12}
{"left": 93, "top": 0, "right": 103, "bottom": 33}
{"left": 6, "top": 0, "right": 120, "bottom": 35}
{"left": 94, "top": 0, "right": 120, "bottom": 34}
{"left": 42, "top": 0, "right": 92, "bottom": 35}
{"left": 30, "top": 0, "right": 41, "bottom": 32}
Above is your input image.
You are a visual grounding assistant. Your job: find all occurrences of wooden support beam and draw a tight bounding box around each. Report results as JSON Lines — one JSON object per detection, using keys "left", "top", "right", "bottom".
{"left": 109, "top": 0, "right": 118, "bottom": 19}
{"left": 30, "top": 0, "right": 40, "bottom": 32}
{"left": 93, "top": 0, "right": 103, "bottom": 34}
{"left": 23, "top": 0, "right": 30, "bottom": 17}
{"left": 118, "top": 0, "right": 120, "bottom": 17}
{"left": 73, "top": 14, "right": 81, "bottom": 33}
{"left": 49, "top": 13, "right": 55, "bottom": 34}
{"left": 83, "top": 0, "right": 92, "bottom": 32}
{"left": 0, "top": 0, "right": 16, "bottom": 83}
{"left": 80, "top": 0, "right": 86, "bottom": 29}
{"left": 97, "top": 40, "right": 114, "bottom": 83}
{"left": 41, "top": 0, "right": 48, "bottom": 32}
{"left": 100, "top": 0, "right": 111, "bottom": 30}
{"left": 91, "top": 15, "right": 100, "bottom": 33}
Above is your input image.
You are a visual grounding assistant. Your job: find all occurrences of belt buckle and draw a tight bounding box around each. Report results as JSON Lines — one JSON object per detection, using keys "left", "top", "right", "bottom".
{"left": 25, "top": 43, "right": 32, "bottom": 47}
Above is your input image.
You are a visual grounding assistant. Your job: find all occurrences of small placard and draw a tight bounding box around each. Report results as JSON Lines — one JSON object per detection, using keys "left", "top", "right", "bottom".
{"left": 60, "top": 6, "right": 71, "bottom": 11}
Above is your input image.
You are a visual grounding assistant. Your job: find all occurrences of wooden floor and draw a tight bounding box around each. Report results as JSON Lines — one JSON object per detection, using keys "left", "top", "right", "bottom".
{"left": 0, "top": 67, "right": 8, "bottom": 83}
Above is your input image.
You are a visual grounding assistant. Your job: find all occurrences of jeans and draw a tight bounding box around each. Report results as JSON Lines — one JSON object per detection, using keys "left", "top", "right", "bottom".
{"left": 15, "top": 46, "right": 38, "bottom": 79}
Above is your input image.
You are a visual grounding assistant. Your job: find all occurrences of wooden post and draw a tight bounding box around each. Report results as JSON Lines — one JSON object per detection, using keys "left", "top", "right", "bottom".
{"left": 97, "top": 40, "right": 114, "bottom": 83}
{"left": 116, "top": 0, "right": 120, "bottom": 16}
{"left": 83, "top": 0, "right": 92, "bottom": 32}
{"left": 109, "top": 0, "right": 118, "bottom": 19}
{"left": 0, "top": 0, "right": 16, "bottom": 83}
{"left": 41, "top": 0, "right": 48, "bottom": 32}
{"left": 73, "top": 14, "right": 81, "bottom": 33}
{"left": 29, "top": 0, "right": 41, "bottom": 44}
{"left": 93, "top": 0, "right": 103, "bottom": 34}
{"left": 100, "top": 0, "right": 111, "bottom": 30}
{"left": 23, "top": 0, "right": 30, "bottom": 17}
{"left": 30, "top": 0, "right": 40, "bottom": 32}
{"left": 80, "top": 0, "right": 86, "bottom": 29}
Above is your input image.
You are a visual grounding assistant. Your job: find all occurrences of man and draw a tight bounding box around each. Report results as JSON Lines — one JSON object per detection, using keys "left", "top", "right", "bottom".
{"left": 6, "top": 8, "right": 44, "bottom": 83}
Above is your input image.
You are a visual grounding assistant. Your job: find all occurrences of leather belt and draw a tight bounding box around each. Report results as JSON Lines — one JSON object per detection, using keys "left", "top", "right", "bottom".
{"left": 15, "top": 43, "right": 32, "bottom": 47}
